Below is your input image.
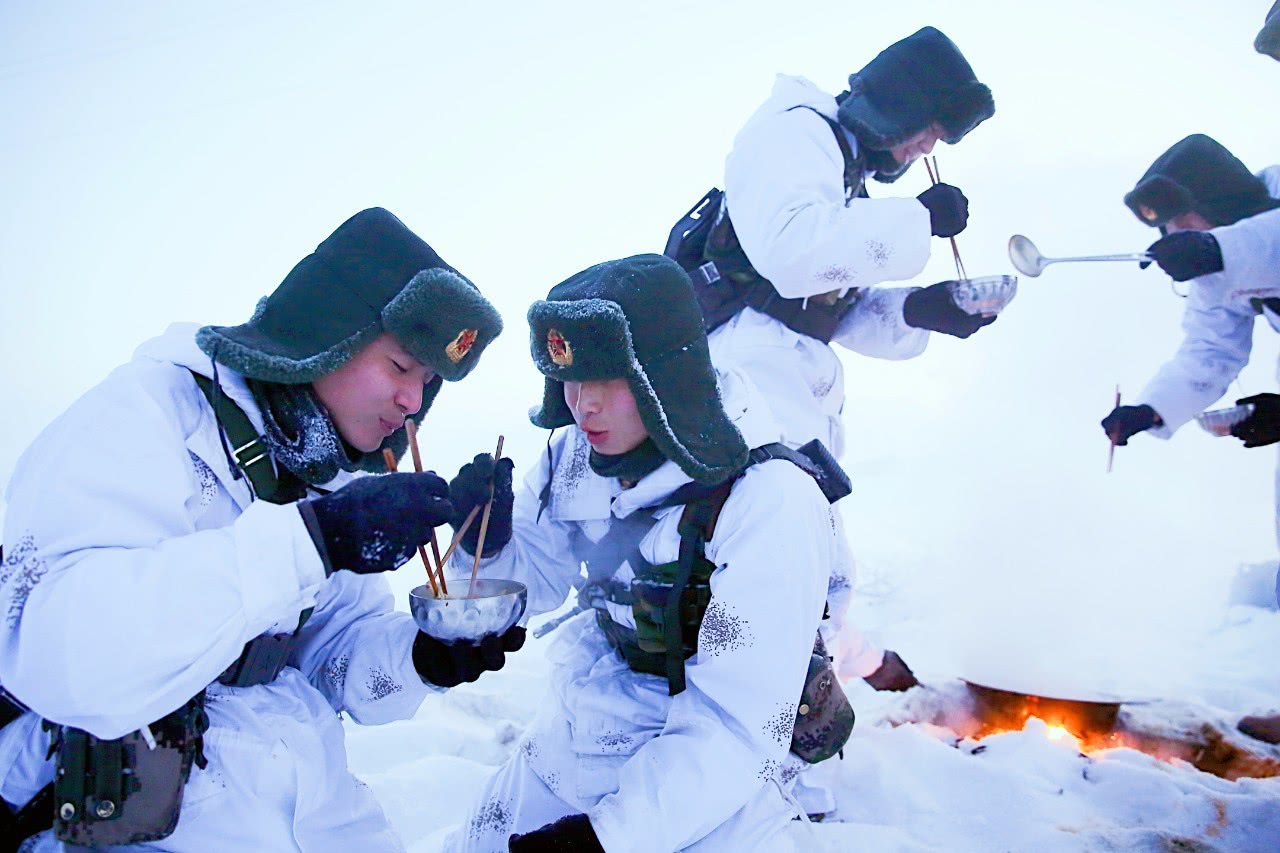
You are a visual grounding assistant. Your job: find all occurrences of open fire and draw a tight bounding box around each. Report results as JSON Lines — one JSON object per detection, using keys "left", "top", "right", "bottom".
{"left": 893, "top": 680, "right": 1280, "bottom": 781}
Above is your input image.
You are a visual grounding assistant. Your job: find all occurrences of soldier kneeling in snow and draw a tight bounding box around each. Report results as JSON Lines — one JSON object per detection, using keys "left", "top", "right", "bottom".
{"left": 0, "top": 208, "right": 522, "bottom": 850}
{"left": 442, "top": 255, "right": 851, "bottom": 852}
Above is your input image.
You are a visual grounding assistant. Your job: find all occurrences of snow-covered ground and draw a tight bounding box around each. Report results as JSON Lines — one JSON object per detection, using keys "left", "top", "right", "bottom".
{"left": 348, "top": 553, "right": 1280, "bottom": 852}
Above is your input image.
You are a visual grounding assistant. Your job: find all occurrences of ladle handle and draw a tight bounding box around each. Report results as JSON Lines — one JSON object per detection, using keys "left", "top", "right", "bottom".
{"left": 1047, "top": 253, "right": 1152, "bottom": 265}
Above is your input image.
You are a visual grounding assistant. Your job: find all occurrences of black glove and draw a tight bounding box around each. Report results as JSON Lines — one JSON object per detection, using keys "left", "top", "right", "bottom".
{"left": 863, "top": 650, "right": 919, "bottom": 692}
{"left": 509, "top": 814, "right": 603, "bottom": 852}
{"left": 412, "top": 625, "right": 526, "bottom": 687}
{"left": 301, "top": 472, "right": 453, "bottom": 575}
{"left": 916, "top": 183, "right": 969, "bottom": 238}
{"left": 1146, "top": 231, "right": 1224, "bottom": 281}
{"left": 902, "top": 281, "right": 997, "bottom": 338}
{"left": 1231, "top": 394, "right": 1280, "bottom": 448}
{"left": 449, "top": 453, "right": 515, "bottom": 557}
{"left": 1100, "top": 404, "right": 1160, "bottom": 446}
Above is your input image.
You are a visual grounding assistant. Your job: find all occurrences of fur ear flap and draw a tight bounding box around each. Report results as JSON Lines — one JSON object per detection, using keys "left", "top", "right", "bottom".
{"left": 937, "top": 83, "right": 995, "bottom": 144}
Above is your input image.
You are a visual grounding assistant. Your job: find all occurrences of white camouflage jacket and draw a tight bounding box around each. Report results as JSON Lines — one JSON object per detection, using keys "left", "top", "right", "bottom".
{"left": 0, "top": 323, "right": 432, "bottom": 847}
{"left": 456, "top": 371, "right": 837, "bottom": 851}
{"left": 1140, "top": 167, "right": 1280, "bottom": 436}
{"left": 711, "top": 73, "right": 934, "bottom": 452}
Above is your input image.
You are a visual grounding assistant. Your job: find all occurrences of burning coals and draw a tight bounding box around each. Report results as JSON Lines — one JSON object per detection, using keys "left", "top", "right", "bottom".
{"left": 882, "top": 680, "right": 1280, "bottom": 781}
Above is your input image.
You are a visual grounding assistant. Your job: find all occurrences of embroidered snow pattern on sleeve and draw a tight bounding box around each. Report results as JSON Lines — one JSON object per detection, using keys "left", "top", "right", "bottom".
{"left": 764, "top": 702, "right": 798, "bottom": 747}
{"left": 365, "top": 666, "right": 403, "bottom": 700}
{"left": 698, "top": 599, "right": 754, "bottom": 657}
{"left": 757, "top": 757, "right": 783, "bottom": 781}
{"left": 0, "top": 536, "right": 48, "bottom": 629}
{"left": 866, "top": 240, "right": 891, "bottom": 268}
{"left": 818, "top": 265, "right": 855, "bottom": 285}
{"left": 324, "top": 654, "right": 349, "bottom": 694}
{"left": 467, "top": 798, "right": 514, "bottom": 841}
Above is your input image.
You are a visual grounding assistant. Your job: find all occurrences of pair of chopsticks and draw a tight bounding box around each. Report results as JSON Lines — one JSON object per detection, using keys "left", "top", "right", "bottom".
{"left": 382, "top": 421, "right": 504, "bottom": 598}
{"left": 922, "top": 155, "right": 968, "bottom": 282}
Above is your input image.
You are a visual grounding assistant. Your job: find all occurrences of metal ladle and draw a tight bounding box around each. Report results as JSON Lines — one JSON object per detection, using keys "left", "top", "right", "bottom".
{"left": 1008, "top": 234, "right": 1152, "bottom": 278}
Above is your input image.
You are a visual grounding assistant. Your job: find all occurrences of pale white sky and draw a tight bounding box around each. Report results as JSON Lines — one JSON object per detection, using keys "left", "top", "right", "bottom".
{"left": 2, "top": 1, "right": 1278, "bottom": 690}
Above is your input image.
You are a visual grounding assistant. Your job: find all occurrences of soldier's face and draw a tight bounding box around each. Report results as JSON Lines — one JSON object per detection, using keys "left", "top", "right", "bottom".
{"left": 1164, "top": 211, "right": 1214, "bottom": 234}
{"left": 313, "top": 333, "right": 436, "bottom": 453}
{"left": 890, "top": 123, "right": 945, "bottom": 166}
{"left": 563, "top": 378, "right": 650, "bottom": 456}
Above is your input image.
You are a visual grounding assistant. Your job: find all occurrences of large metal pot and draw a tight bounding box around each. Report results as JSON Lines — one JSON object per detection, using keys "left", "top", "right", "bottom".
{"left": 963, "top": 679, "right": 1123, "bottom": 734}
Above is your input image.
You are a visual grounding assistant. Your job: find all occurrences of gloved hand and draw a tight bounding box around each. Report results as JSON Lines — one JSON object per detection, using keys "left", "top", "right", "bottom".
{"left": 412, "top": 625, "right": 526, "bottom": 687}
{"left": 863, "top": 650, "right": 919, "bottom": 692}
{"left": 902, "top": 282, "right": 997, "bottom": 338}
{"left": 916, "top": 183, "right": 969, "bottom": 238}
{"left": 1146, "top": 231, "right": 1224, "bottom": 281}
{"left": 1231, "top": 393, "right": 1280, "bottom": 448}
{"left": 508, "top": 814, "right": 603, "bottom": 852}
{"left": 301, "top": 472, "right": 453, "bottom": 575}
{"left": 1100, "top": 404, "right": 1160, "bottom": 446}
{"left": 449, "top": 453, "right": 516, "bottom": 557}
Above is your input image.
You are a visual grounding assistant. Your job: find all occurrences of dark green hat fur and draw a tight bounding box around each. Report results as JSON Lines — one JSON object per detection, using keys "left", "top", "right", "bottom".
{"left": 836, "top": 26, "right": 994, "bottom": 183}
{"left": 197, "top": 207, "right": 502, "bottom": 385}
{"left": 528, "top": 254, "right": 748, "bottom": 485}
{"left": 1258, "top": 1, "right": 1280, "bottom": 60}
{"left": 1124, "top": 135, "right": 1280, "bottom": 228}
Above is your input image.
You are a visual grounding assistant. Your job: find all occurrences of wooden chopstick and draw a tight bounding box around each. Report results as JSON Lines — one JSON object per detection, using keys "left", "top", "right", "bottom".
{"left": 467, "top": 436, "right": 505, "bottom": 598}
{"left": 383, "top": 446, "right": 439, "bottom": 596}
{"left": 925, "top": 156, "right": 968, "bottom": 281}
{"left": 405, "top": 420, "right": 448, "bottom": 595}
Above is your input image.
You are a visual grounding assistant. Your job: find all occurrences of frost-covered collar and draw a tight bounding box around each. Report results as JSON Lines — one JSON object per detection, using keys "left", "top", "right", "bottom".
{"left": 133, "top": 323, "right": 366, "bottom": 493}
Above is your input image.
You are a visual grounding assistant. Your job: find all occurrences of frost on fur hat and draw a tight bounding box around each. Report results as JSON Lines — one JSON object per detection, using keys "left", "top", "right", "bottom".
{"left": 197, "top": 208, "right": 502, "bottom": 387}
{"left": 1124, "top": 135, "right": 1280, "bottom": 228}
{"left": 527, "top": 254, "right": 748, "bottom": 485}
{"left": 836, "top": 26, "right": 993, "bottom": 181}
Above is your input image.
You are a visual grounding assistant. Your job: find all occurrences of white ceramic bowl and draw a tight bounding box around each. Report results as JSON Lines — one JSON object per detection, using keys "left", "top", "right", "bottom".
{"left": 948, "top": 275, "right": 1019, "bottom": 316}
{"left": 409, "top": 578, "right": 527, "bottom": 644}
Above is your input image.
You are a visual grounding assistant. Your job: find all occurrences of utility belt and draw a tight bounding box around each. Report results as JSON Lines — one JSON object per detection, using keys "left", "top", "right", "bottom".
{"left": 0, "top": 370, "right": 312, "bottom": 847}
{"left": 583, "top": 441, "right": 855, "bottom": 764}
{"left": 37, "top": 612, "right": 312, "bottom": 846}
{"left": 42, "top": 694, "right": 209, "bottom": 847}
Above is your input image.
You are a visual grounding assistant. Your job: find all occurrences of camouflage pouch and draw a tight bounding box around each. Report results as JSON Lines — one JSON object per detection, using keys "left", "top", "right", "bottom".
{"left": 630, "top": 556, "right": 714, "bottom": 656}
{"left": 50, "top": 694, "right": 208, "bottom": 845}
{"left": 789, "top": 639, "right": 855, "bottom": 764}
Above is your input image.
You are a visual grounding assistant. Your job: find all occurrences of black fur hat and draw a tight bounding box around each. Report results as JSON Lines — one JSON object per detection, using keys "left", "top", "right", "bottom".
{"left": 1124, "top": 135, "right": 1280, "bottom": 228}
{"left": 527, "top": 254, "right": 748, "bottom": 485}
{"left": 836, "top": 26, "right": 994, "bottom": 182}
{"left": 198, "top": 208, "right": 502, "bottom": 399}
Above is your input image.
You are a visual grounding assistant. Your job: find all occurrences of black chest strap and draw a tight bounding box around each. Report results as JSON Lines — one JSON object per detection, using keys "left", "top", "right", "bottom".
{"left": 189, "top": 371, "right": 280, "bottom": 504}
{"left": 656, "top": 441, "right": 843, "bottom": 694}
{"left": 187, "top": 369, "right": 312, "bottom": 687}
